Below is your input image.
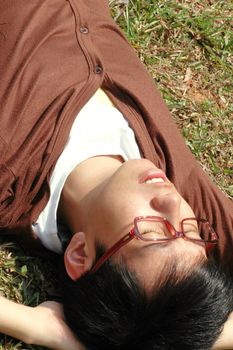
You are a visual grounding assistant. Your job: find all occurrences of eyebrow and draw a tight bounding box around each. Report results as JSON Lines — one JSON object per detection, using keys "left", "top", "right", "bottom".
{"left": 138, "top": 240, "right": 173, "bottom": 252}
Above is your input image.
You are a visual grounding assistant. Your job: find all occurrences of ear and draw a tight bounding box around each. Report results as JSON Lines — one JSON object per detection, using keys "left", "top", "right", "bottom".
{"left": 64, "top": 232, "right": 94, "bottom": 280}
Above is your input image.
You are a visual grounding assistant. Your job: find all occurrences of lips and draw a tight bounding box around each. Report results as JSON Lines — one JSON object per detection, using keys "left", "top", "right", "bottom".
{"left": 138, "top": 168, "right": 168, "bottom": 184}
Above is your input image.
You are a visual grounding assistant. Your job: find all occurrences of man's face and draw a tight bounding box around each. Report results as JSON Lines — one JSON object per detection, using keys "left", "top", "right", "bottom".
{"left": 84, "top": 159, "right": 207, "bottom": 288}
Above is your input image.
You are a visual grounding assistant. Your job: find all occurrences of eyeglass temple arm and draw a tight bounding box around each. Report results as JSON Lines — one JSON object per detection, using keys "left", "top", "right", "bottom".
{"left": 91, "top": 232, "right": 134, "bottom": 273}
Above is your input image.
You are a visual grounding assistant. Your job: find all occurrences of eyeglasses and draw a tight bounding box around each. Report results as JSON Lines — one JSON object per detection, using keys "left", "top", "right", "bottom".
{"left": 91, "top": 216, "right": 219, "bottom": 273}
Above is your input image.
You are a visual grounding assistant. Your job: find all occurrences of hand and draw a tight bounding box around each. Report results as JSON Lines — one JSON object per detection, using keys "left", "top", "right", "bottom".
{"left": 212, "top": 312, "right": 233, "bottom": 349}
{"left": 33, "top": 301, "right": 85, "bottom": 350}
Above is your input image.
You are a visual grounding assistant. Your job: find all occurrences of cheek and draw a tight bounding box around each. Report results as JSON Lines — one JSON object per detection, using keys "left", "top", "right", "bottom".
{"left": 180, "top": 199, "right": 195, "bottom": 217}
{"left": 101, "top": 189, "right": 140, "bottom": 234}
{"left": 103, "top": 178, "right": 136, "bottom": 209}
{"left": 113, "top": 184, "right": 141, "bottom": 215}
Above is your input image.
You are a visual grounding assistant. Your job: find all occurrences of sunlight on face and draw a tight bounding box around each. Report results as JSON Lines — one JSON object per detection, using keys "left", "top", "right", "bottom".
{"left": 113, "top": 235, "right": 207, "bottom": 292}
{"left": 88, "top": 159, "right": 198, "bottom": 243}
{"left": 85, "top": 159, "right": 207, "bottom": 289}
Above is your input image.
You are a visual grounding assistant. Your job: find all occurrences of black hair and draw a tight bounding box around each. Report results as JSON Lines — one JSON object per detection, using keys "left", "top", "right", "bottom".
{"left": 60, "top": 246, "right": 233, "bottom": 350}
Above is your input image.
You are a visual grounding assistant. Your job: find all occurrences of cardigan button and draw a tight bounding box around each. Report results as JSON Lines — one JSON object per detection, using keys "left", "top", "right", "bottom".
{"left": 80, "top": 26, "right": 89, "bottom": 34}
{"left": 94, "top": 65, "right": 103, "bottom": 74}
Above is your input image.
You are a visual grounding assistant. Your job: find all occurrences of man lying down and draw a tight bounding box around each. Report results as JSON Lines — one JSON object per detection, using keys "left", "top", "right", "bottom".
{"left": 0, "top": 1, "right": 233, "bottom": 349}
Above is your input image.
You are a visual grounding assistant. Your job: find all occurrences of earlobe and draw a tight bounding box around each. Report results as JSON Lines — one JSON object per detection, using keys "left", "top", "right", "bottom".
{"left": 64, "top": 232, "right": 93, "bottom": 280}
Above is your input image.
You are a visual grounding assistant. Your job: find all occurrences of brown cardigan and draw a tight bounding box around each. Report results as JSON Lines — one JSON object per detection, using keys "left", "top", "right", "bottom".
{"left": 0, "top": 0, "right": 232, "bottom": 270}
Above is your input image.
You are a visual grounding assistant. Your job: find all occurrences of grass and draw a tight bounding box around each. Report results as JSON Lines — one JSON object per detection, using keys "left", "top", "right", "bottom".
{"left": 111, "top": 0, "right": 233, "bottom": 196}
{"left": 0, "top": 0, "right": 232, "bottom": 349}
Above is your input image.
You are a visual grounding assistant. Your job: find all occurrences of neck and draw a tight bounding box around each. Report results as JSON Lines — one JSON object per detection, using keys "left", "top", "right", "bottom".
{"left": 58, "top": 155, "right": 123, "bottom": 233}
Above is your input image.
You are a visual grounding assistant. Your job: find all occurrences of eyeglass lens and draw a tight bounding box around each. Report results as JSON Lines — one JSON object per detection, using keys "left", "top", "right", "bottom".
{"left": 136, "top": 219, "right": 214, "bottom": 242}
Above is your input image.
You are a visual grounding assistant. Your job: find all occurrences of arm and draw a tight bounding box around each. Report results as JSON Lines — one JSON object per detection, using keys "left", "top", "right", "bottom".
{"left": 213, "top": 312, "right": 233, "bottom": 350}
{"left": 0, "top": 295, "right": 35, "bottom": 344}
{"left": 0, "top": 296, "right": 84, "bottom": 350}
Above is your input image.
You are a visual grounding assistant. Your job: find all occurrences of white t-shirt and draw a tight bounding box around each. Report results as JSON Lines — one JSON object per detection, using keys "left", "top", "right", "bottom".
{"left": 32, "top": 91, "right": 141, "bottom": 253}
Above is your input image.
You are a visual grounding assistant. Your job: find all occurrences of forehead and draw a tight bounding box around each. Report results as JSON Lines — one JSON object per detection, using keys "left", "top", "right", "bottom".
{"left": 113, "top": 240, "right": 206, "bottom": 290}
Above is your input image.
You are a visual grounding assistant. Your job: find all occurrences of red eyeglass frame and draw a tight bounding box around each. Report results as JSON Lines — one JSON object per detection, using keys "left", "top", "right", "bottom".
{"left": 90, "top": 216, "right": 219, "bottom": 273}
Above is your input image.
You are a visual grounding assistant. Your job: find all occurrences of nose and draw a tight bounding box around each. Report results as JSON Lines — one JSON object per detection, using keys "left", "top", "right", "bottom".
{"left": 151, "top": 191, "right": 181, "bottom": 231}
